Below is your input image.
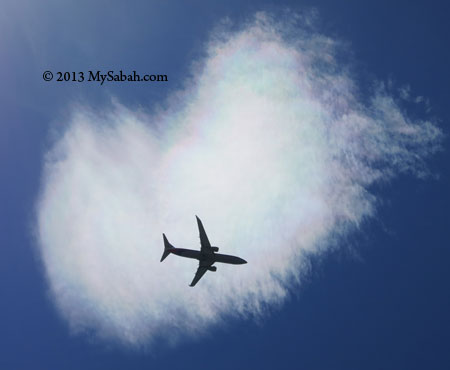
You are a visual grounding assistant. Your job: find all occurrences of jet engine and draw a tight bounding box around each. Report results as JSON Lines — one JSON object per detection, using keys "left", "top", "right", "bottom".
{"left": 207, "top": 266, "right": 217, "bottom": 272}
{"left": 211, "top": 246, "right": 219, "bottom": 252}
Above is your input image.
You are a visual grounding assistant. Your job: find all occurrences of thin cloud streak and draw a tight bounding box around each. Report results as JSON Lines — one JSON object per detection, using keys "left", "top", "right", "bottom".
{"left": 36, "top": 13, "right": 442, "bottom": 348}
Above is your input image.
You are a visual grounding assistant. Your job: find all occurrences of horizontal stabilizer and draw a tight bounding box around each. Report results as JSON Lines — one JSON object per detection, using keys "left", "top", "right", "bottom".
{"left": 161, "top": 233, "right": 174, "bottom": 262}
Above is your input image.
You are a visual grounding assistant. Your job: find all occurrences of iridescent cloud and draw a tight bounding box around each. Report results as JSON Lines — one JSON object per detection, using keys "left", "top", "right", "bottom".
{"left": 36, "top": 13, "right": 442, "bottom": 348}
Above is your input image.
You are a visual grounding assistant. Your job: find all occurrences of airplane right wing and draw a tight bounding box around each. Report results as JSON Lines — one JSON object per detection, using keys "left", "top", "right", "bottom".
{"left": 196, "top": 216, "right": 212, "bottom": 253}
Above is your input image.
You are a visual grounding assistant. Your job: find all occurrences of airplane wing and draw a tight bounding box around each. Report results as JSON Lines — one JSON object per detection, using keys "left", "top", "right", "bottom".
{"left": 190, "top": 260, "right": 213, "bottom": 287}
{"left": 196, "top": 216, "right": 212, "bottom": 253}
{"left": 190, "top": 266, "right": 207, "bottom": 287}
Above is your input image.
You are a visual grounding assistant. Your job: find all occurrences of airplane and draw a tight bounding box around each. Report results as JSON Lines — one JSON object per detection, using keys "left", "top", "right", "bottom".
{"left": 161, "top": 216, "right": 247, "bottom": 286}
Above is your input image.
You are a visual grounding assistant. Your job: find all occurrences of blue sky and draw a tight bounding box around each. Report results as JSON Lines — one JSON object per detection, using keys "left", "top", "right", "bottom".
{"left": 1, "top": 1, "right": 449, "bottom": 369}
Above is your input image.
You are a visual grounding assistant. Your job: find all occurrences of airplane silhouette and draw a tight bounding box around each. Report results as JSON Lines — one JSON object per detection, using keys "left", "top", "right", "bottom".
{"left": 161, "top": 216, "right": 247, "bottom": 286}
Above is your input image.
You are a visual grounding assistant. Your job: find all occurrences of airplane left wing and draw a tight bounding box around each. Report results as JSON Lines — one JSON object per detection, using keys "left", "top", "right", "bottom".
{"left": 190, "top": 260, "right": 213, "bottom": 287}
{"left": 190, "top": 267, "right": 207, "bottom": 287}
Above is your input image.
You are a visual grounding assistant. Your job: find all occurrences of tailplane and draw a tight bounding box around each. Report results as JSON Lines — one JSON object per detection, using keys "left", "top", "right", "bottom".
{"left": 161, "top": 233, "right": 174, "bottom": 262}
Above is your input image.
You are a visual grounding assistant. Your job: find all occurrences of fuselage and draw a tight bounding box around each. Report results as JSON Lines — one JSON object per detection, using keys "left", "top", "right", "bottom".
{"left": 169, "top": 248, "right": 247, "bottom": 265}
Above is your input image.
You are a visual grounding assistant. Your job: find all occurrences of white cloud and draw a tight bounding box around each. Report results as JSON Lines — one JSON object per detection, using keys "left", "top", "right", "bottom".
{"left": 35, "top": 13, "right": 442, "bottom": 348}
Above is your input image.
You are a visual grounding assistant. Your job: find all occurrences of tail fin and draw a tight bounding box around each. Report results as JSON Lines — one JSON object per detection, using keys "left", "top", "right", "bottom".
{"left": 161, "top": 233, "right": 174, "bottom": 262}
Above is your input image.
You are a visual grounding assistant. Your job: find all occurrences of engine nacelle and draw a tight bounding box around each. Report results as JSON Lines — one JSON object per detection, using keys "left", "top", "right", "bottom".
{"left": 207, "top": 266, "right": 217, "bottom": 272}
{"left": 211, "top": 246, "right": 219, "bottom": 252}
